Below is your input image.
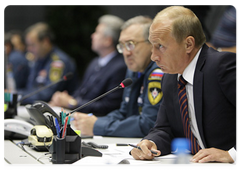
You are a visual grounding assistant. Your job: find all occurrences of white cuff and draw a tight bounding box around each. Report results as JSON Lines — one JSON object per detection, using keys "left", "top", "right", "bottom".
{"left": 228, "top": 147, "right": 236, "bottom": 163}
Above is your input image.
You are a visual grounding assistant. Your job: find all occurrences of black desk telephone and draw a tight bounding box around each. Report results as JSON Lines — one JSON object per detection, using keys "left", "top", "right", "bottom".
{"left": 28, "top": 101, "right": 103, "bottom": 163}
{"left": 5, "top": 101, "right": 102, "bottom": 164}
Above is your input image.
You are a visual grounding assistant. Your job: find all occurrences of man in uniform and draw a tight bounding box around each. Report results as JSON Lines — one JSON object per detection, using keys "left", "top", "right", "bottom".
{"left": 5, "top": 32, "right": 29, "bottom": 90}
{"left": 19, "top": 22, "right": 79, "bottom": 105}
{"left": 73, "top": 16, "right": 164, "bottom": 137}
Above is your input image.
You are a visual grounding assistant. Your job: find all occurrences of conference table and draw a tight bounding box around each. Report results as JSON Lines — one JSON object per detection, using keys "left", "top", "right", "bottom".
{"left": 4, "top": 136, "right": 141, "bottom": 164}
{"left": 4, "top": 106, "right": 234, "bottom": 167}
{"left": 2, "top": 136, "right": 233, "bottom": 168}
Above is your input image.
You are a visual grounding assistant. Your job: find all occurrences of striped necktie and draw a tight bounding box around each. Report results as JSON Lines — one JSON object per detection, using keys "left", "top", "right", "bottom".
{"left": 178, "top": 75, "right": 201, "bottom": 154}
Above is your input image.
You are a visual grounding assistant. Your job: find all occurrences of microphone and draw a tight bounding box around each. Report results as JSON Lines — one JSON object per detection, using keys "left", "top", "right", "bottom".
{"left": 67, "top": 78, "right": 133, "bottom": 116}
{"left": 18, "top": 72, "right": 73, "bottom": 103}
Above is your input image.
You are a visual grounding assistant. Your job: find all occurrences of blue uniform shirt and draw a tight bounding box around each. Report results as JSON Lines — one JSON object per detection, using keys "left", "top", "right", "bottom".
{"left": 8, "top": 50, "right": 30, "bottom": 89}
{"left": 19, "top": 46, "right": 79, "bottom": 105}
{"left": 93, "top": 61, "right": 164, "bottom": 137}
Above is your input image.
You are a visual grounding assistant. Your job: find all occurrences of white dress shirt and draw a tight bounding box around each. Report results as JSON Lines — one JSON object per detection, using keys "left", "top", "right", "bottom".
{"left": 98, "top": 51, "right": 117, "bottom": 67}
{"left": 178, "top": 48, "right": 205, "bottom": 150}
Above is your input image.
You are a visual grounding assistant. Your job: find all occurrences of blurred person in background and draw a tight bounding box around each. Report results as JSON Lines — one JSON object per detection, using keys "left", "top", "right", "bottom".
{"left": 9, "top": 30, "right": 26, "bottom": 54}
{"left": 50, "top": 15, "right": 127, "bottom": 116}
{"left": 18, "top": 22, "right": 79, "bottom": 105}
{"left": 4, "top": 32, "right": 29, "bottom": 90}
{"left": 207, "top": 6, "right": 236, "bottom": 53}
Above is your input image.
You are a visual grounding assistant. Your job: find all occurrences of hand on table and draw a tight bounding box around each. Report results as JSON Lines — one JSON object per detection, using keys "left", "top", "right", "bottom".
{"left": 49, "top": 91, "right": 73, "bottom": 108}
{"left": 191, "top": 148, "right": 234, "bottom": 163}
{"left": 73, "top": 112, "right": 97, "bottom": 136}
{"left": 130, "top": 139, "right": 161, "bottom": 160}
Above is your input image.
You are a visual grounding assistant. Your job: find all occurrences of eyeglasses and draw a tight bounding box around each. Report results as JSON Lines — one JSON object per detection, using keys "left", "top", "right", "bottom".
{"left": 116, "top": 40, "right": 148, "bottom": 53}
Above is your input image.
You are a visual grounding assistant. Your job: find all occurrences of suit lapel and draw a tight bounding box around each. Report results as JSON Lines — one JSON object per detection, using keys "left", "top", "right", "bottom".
{"left": 193, "top": 44, "right": 209, "bottom": 148}
{"left": 193, "top": 69, "right": 206, "bottom": 147}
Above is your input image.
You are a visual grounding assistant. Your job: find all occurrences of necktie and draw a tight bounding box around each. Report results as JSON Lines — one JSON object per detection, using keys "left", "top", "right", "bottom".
{"left": 178, "top": 75, "right": 201, "bottom": 154}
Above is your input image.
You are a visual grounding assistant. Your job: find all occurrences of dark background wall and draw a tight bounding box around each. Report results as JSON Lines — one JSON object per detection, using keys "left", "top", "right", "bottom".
{"left": 4, "top": 5, "right": 228, "bottom": 79}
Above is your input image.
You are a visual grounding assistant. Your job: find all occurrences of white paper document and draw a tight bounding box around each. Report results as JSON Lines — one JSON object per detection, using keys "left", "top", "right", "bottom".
{"left": 73, "top": 144, "right": 178, "bottom": 165}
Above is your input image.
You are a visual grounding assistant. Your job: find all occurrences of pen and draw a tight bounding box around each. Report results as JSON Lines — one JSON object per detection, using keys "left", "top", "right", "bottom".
{"left": 62, "top": 111, "right": 66, "bottom": 125}
{"left": 88, "top": 113, "right": 93, "bottom": 116}
{"left": 60, "top": 109, "right": 63, "bottom": 127}
{"left": 128, "top": 144, "right": 158, "bottom": 155}
{"left": 116, "top": 143, "right": 129, "bottom": 146}
{"left": 70, "top": 113, "right": 93, "bottom": 122}
{"left": 54, "top": 118, "right": 61, "bottom": 138}
{"left": 62, "top": 116, "right": 69, "bottom": 138}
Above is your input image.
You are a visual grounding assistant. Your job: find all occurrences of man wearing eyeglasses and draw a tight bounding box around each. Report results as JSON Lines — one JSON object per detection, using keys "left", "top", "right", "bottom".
{"left": 73, "top": 16, "right": 163, "bottom": 137}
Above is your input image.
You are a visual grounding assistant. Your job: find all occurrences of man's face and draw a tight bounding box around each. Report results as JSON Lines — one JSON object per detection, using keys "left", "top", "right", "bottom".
{"left": 119, "top": 24, "right": 152, "bottom": 73}
{"left": 11, "top": 34, "right": 25, "bottom": 52}
{"left": 25, "top": 31, "right": 45, "bottom": 58}
{"left": 91, "top": 23, "right": 108, "bottom": 54}
{"left": 149, "top": 21, "right": 187, "bottom": 74}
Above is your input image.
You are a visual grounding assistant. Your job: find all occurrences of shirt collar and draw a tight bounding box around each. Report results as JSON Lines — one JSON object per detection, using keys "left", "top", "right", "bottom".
{"left": 178, "top": 47, "right": 202, "bottom": 85}
{"left": 98, "top": 51, "right": 117, "bottom": 67}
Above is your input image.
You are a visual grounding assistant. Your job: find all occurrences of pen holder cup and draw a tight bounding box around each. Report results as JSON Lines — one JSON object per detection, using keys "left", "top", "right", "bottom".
{"left": 4, "top": 93, "right": 18, "bottom": 119}
{"left": 50, "top": 126, "right": 82, "bottom": 164}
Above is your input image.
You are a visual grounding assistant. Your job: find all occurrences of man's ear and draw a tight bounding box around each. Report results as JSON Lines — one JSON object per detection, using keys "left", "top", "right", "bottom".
{"left": 42, "top": 37, "right": 51, "bottom": 46}
{"left": 185, "top": 36, "right": 195, "bottom": 53}
{"left": 104, "top": 36, "right": 113, "bottom": 47}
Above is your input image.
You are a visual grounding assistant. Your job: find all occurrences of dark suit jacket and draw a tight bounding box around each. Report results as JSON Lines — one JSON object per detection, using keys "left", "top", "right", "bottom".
{"left": 73, "top": 52, "right": 127, "bottom": 116}
{"left": 144, "top": 44, "right": 236, "bottom": 155}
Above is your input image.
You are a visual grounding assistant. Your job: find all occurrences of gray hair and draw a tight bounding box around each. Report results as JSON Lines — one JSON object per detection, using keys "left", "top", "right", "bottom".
{"left": 25, "top": 22, "right": 55, "bottom": 43}
{"left": 99, "top": 15, "right": 124, "bottom": 47}
{"left": 121, "top": 16, "right": 152, "bottom": 40}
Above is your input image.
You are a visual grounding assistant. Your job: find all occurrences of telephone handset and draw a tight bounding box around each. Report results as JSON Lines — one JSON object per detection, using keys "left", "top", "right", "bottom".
{"left": 5, "top": 101, "right": 60, "bottom": 139}
{"left": 25, "top": 101, "right": 60, "bottom": 130}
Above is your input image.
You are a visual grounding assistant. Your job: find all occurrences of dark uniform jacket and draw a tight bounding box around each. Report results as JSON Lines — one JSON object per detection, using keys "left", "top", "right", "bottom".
{"left": 19, "top": 46, "right": 79, "bottom": 105}
{"left": 94, "top": 61, "right": 163, "bottom": 137}
{"left": 8, "top": 50, "right": 30, "bottom": 89}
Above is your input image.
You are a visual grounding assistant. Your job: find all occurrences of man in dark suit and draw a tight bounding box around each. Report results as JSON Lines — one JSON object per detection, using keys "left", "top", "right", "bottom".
{"left": 130, "top": 6, "right": 236, "bottom": 163}
{"left": 50, "top": 15, "right": 127, "bottom": 116}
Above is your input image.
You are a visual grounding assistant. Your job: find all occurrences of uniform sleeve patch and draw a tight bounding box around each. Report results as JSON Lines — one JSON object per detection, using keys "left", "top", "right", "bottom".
{"left": 148, "top": 68, "right": 164, "bottom": 80}
{"left": 49, "top": 60, "right": 64, "bottom": 82}
{"left": 51, "top": 60, "right": 64, "bottom": 68}
{"left": 148, "top": 81, "right": 163, "bottom": 105}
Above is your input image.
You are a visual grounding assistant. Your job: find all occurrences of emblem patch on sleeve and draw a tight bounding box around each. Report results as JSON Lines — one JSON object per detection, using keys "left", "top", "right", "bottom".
{"left": 148, "top": 68, "right": 164, "bottom": 80}
{"left": 49, "top": 60, "right": 64, "bottom": 82}
{"left": 148, "top": 68, "right": 163, "bottom": 105}
{"left": 148, "top": 81, "right": 162, "bottom": 105}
